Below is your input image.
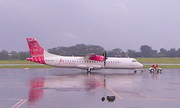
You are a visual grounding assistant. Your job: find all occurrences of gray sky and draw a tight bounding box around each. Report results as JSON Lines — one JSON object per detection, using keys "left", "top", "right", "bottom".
{"left": 0, "top": 0, "right": 180, "bottom": 52}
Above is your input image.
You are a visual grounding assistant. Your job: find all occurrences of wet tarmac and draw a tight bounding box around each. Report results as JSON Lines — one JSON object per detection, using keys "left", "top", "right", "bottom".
{"left": 0, "top": 68, "right": 180, "bottom": 108}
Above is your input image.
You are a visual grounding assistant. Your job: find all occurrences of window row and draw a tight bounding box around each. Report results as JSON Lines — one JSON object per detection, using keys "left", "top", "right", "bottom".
{"left": 61, "top": 60, "right": 121, "bottom": 64}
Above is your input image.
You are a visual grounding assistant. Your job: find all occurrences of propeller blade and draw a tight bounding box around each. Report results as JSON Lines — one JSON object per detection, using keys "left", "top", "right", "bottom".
{"left": 103, "top": 51, "right": 107, "bottom": 66}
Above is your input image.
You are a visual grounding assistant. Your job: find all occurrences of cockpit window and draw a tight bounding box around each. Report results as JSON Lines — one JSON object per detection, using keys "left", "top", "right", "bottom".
{"left": 132, "top": 60, "right": 137, "bottom": 62}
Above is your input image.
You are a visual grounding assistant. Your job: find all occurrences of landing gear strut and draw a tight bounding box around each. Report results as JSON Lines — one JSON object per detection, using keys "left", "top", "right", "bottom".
{"left": 87, "top": 67, "right": 93, "bottom": 74}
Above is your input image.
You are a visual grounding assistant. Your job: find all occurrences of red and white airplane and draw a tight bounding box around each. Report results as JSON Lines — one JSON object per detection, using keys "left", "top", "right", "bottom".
{"left": 26, "top": 38, "right": 143, "bottom": 73}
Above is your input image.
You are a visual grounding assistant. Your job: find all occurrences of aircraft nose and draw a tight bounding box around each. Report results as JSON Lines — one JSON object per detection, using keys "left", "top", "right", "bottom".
{"left": 139, "top": 63, "right": 143, "bottom": 68}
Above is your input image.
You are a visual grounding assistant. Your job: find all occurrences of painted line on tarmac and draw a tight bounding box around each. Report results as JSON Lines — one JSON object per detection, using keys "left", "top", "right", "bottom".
{"left": 92, "top": 75, "right": 123, "bottom": 99}
{"left": 11, "top": 99, "right": 27, "bottom": 108}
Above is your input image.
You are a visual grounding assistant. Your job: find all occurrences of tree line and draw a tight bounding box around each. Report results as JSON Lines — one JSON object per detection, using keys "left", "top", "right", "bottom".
{"left": 1, "top": 44, "right": 180, "bottom": 60}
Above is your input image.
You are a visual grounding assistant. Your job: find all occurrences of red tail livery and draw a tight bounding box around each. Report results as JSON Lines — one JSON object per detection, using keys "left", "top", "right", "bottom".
{"left": 26, "top": 38, "right": 44, "bottom": 57}
{"left": 26, "top": 38, "right": 46, "bottom": 64}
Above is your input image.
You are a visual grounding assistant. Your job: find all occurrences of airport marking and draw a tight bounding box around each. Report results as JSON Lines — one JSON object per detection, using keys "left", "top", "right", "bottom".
{"left": 11, "top": 99, "right": 27, "bottom": 108}
{"left": 92, "top": 75, "right": 123, "bottom": 99}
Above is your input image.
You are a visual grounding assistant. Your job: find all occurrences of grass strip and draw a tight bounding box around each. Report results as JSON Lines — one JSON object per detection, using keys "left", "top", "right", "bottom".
{"left": 0, "top": 60, "right": 35, "bottom": 64}
{"left": 136, "top": 57, "right": 180, "bottom": 64}
{"left": 0, "top": 65, "right": 52, "bottom": 68}
{"left": 143, "top": 65, "right": 180, "bottom": 68}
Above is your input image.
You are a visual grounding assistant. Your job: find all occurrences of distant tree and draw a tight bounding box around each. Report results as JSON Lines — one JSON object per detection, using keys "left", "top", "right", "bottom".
{"left": 126, "top": 49, "right": 136, "bottom": 57}
{"left": 140, "top": 45, "right": 155, "bottom": 57}
{"left": 158, "top": 48, "right": 167, "bottom": 57}
{"left": 177, "top": 48, "right": 180, "bottom": 57}
{"left": 108, "top": 48, "right": 122, "bottom": 57}
{"left": 73, "top": 44, "right": 88, "bottom": 55}
{"left": 134, "top": 52, "right": 143, "bottom": 57}
{"left": 121, "top": 51, "right": 126, "bottom": 57}
{"left": 3, "top": 43, "right": 180, "bottom": 60}
{"left": 18, "top": 51, "right": 30, "bottom": 60}
{"left": 151, "top": 50, "right": 158, "bottom": 57}
{"left": 48, "top": 44, "right": 105, "bottom": 56}
{"left": 10, "top": 51, "right": 18, "bottom": 59}
{"left": 166, "top": 48, "right": 177, "bottom": 57}
{"left": 86, "top": 45, "right": 105, "bottom": 55}
{"left": 0, "top": 50, "right": 10, "bottom": 60}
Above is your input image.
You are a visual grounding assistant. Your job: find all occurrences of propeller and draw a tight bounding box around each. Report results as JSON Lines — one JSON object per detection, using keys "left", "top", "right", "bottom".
{"left": 103, "top": 51, "right": 108, "bottom": 66}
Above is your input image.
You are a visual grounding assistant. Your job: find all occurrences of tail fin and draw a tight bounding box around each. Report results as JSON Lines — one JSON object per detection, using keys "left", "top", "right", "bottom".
{"left": 26, "top": 38, "right": 60, "bottom": 64}
{"left": 26, "top": 38, "right": 44, "bottom": 57}
{"left": 26, "top": 38, "right": 46, "bottom": 64}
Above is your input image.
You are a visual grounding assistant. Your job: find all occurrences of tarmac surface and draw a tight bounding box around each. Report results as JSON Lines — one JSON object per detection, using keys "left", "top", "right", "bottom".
{"left": 0, "top": 68, "right": 180, "bottom": 108}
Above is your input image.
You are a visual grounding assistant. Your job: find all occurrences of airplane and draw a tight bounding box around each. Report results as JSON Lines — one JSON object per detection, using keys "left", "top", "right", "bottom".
{"left": 26, "top": 38, "right": 143, "bottom": 73}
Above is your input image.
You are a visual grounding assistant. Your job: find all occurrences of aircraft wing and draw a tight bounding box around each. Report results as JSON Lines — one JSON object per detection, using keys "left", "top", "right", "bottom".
{"left": 84, "top": 53, "right": 105, "bottom": 61}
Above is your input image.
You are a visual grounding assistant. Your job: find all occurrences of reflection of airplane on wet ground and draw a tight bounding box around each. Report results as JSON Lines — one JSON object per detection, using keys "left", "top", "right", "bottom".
{"left": 28, "top": 73, "right": 142, "bottom": 103}
{"left": 26, "top": 38, "right": 143, "bottom": 73}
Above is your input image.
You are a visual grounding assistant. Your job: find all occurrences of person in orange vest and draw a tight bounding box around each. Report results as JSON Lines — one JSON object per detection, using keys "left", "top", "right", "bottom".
{"left": 155, "top": 64, "right": 159, "bottom": 69}
{"left": 151, "top": 64, "right": 155, "bottom": 68}
{"left": 151, "top": 64, "right": 159, "bottom": 69}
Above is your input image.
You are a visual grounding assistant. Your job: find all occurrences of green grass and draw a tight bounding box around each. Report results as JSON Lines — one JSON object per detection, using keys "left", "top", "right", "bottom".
{"left": 143, "top": 65, "right": 180, "bottom": 68}
{"left": 0, "top": 60, "right": 35, "bottom": 64}
{"left": 137, "top": 58, "right": 180, "bottom": 68}
{"left": 0, "top": 65, "right": 52, "bottom": 68}
{"left": 136, "top": 57, "right": 180, "bottom": 64}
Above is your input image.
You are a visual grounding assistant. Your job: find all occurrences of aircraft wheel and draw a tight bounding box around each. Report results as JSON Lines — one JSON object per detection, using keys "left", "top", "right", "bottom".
{"left": 158, "top": 69, "right": 162, "bottom": 74}
{"left": 87, "top": 71, "right": 91, "bottom": 74}
{"left": 87, "top": 69, "right": 91, "bottom": 74}
{"left": 101, "top": 97, "right": 105, "bottom": 101}
{"left": 157, "top": 70, "right": 160, "bottom": 74}
{"left": 157, "top": 69, "right": 162, "bottom": 74}
{"left": 134, "top": 70, "right": 137, "bottom": 73}
{"left": 150, "top": 69, "right": 154, "bottom": 74}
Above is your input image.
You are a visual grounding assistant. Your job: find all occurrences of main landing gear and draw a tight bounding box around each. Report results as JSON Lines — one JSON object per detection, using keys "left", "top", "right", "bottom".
{"left": 87, "top": 67, "right": 93, "bottom": 74}
{"left": 134, "top": 69, "right": 144, "bottom": 73}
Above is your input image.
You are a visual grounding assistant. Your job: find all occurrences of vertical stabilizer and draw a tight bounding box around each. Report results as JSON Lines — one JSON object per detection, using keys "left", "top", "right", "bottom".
{"left": 26, "top": 38, "right": 46, "bottom": 64}
{"left": 27, "top": 38, "right": 44, "bottom": 57}
{"left": 26, "top": 38, "right": 60, "bottom": 64}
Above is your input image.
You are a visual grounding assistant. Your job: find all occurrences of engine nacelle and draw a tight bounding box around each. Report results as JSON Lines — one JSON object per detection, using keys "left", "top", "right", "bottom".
{"left": 89, "top": 55, "right": 105, "bottom": 61}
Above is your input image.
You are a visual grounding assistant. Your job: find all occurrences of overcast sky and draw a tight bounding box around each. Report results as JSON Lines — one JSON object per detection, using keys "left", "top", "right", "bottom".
{"left": 0, "top": 0, "right": 180, "bottom": 52}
